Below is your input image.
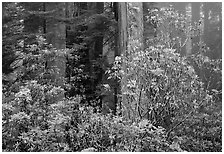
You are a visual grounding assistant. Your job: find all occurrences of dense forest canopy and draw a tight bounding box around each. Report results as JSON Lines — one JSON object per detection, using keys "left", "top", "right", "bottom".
{"left": 2, "top": 2, "right": 222, "bottom": 152}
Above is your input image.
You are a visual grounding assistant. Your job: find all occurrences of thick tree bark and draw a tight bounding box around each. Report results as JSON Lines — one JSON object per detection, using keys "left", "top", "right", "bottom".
{"left": 127, "top": 2, "right": 144, "bottom": 121}
{"left": 118, "top": 2, "right": 129, "bottom": 120}
{"left": 112, "top": 2, "right": 120, "bottom": 115}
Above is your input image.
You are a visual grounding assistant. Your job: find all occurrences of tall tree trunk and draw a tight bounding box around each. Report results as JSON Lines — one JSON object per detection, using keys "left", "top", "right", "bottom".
{"left": 42, "top": 3, "right": 46, "bottom": 34}
{"left": 199, "top": 3, "right": 205, "bottom": 51}
{"left": 45, "top": 2, "right": 66, "bottom": 88}
{"left": 191, "top": 2, "right": 201, "bottom": 54}
{"left": 87, "top": 2, "right": 104, "bottom": 93}
{"left": 118, "top": 2, "right": 129, "bottom": 120}
{"left": 127, "top": 2, "right": 144, "bottom": 121}
{"left": 92, "top": 2, "right": 105, "bottom": 111}
{"left": 113, "top": 2, "right": 120, "bottom": 115}
{"left": 185, "top": 3, "right": 192, "bottom": 55}
{"left": 93, "top": 2, "right": 104, "bottom": 72}
{"left": 46, "top": 3, "right": 66, "bottom": 49}
{"left": 129, "top": 2, "right": 144, "bottom": 50}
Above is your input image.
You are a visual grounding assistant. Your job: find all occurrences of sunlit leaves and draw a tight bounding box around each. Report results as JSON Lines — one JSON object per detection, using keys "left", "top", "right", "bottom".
{"left": 150, "top": 68, "right": 164, "bottom": 76}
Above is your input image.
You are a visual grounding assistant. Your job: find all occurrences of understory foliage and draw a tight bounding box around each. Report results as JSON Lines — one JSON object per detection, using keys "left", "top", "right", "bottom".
{"left": 3, "top": 39, "right": 221, "bottom": 152}
{"left": 107, "top": 5, "right": 221, "bottom": 152}
{"left": 109, "top": 45, "right": 221, "bottom": 152}
{"left": 3, "top": 95, "right": 175, "bottom": 152}
{"left": 2, "top": 36, "right": 175, "bottom": 152}
{"left": 2, "top": 4, "right": 222, "bottom": 152}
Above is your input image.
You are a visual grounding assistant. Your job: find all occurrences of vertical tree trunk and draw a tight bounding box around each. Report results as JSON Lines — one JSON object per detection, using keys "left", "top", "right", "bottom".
{"left": 128, "top": 2, "right": 144, "bottom": 121}
{"left": 129, "top": 2, "right": 144, "bottom": 50}
{"left": 191, "top": 2, "right": 201, "bottom": 54}
{"left": 45, "top": 2, "right": 66, "bottom": 87}
{"left": 185, "top": 3, "right": 192, "bottom": 55}
{"left": 199, "top": 3, "right": 205, "bottom": 51}
{"left": 113, "top": 2, "right": 120, "bottom": 115}
{"left": 46, "top": 3, "right": 66, "bottom": 49}
{"left": 93, "top": 2, "right": 104, "bottom": 68}
{"left": 92, "top": 2, "right": 105, "bottom": 111}
{"left": 42, "top": 3, "right": 46, "bottom": 34}
{"left": 87, "top": 2, "right": 95, "bottom": 93}
{"left": 118, "top": 2, "right": 129, "bottom": 120}
{"left": 87, "top": 2, "right": 104, "bottom": 92}
{"left": 203, "top": 2, "right": 209, "bottom": 51}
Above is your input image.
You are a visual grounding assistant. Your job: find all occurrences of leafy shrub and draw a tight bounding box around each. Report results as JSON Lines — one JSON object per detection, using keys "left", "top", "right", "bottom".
{"left": 18, "top": 105, "right": 176, "bottom": 152}
{"left": 108, "top": 44, "right": 221, "bottom": 151}
{"left": 188, "top": 52, "right": 222, "bottom": 93}
{"left": 3, "top": 90, "right": 176, "bottom": 152}
{"left": 109, "top": 45, "right": 206, "bottom": 126}
{"left": 2, "top": 35, "right": 68, "bottom": 151}
{"left": 61, "top": 106, "right": 172, "bottom": 152}
{"left": 106, "top": 5, "right": 222, "bottom": 152}
{"left": 2, "top": 4, "right": 221, "bottom": 152}
{"left": 2, "top": 79, "right": 66, "bottom": 151}
{"left": 2, "top": 35, "right": 174, "bottom": 152}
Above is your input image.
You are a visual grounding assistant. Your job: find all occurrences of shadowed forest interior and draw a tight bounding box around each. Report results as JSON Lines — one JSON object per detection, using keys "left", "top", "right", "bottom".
{"left": 2, "top": 2, "right": 222, "bottom": 152}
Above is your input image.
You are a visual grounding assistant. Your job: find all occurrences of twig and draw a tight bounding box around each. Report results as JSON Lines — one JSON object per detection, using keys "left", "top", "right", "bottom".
{"left": 137, "top": 84, "right": 144, "bottom": 119}
{"left": 180, "top": 37, "right": 189, "bottom": 48}
{"left": 166, "top": 98, "right": 205, "bottom": 140}
{"left": 166, "top": 110, "right": 193, "bottom": 140}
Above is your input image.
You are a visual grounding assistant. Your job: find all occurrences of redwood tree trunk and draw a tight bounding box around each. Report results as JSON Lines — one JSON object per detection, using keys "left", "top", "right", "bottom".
{"left": 118, "top": 2, "right": 129, "bottom": 120}
{"left": 45, "top": 3, "right": 66, "bottom": 88}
